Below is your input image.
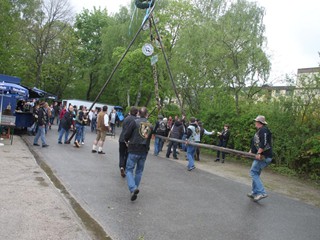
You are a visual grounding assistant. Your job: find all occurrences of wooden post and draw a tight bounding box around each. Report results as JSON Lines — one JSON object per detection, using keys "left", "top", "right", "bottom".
{"left": 156, "top": 135, "right": 259, "bottom": 160}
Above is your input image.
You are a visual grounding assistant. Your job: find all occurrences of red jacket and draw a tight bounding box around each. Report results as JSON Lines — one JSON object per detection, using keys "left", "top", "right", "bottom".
{"left": 59, "top": 108, "right": 67, "bottom": 120}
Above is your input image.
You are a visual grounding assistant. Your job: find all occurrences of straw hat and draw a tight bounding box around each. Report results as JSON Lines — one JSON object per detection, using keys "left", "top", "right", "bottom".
{"left": 254, "top": 115, "right": 268, "bottom": 125}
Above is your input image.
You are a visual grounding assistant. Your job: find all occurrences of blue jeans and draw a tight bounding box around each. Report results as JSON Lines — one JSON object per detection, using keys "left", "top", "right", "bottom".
{"left": 110, "top": 123, "right": 115, "bottom": 134}
{"left": 154, "top": 136, "right": 161, "bottom": 155}
{"left": 82, "top": 126, "right": 86, "bottom": 142}
{"left": 126, "top": 152, "right": 147, "bottom": 193}
{"left": 187, "top": 145, "right": 196, "bottom": 169}
{"left": 34, "top": 125, "right": 46, "bottom": 145}
{"left": 91, "top": 119, "right": 96, "bottom": 132}
{"left": 75, "top": 124, "right": 83, "bottom": 142}
{"left": 250, "top": 157, "right": 272, "bottom": 195}
{"left": 181, "top": 134, "right": 187, "bottom": 151}
{"left": 58, "top": 128, "right": 69, "bottom": 143}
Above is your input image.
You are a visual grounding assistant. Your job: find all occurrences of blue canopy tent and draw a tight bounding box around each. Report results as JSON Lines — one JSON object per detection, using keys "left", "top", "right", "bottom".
{"left": 27, "top": 87, "right": 57, "bottom": 101}
{"left": 0, "top": 82, "right": 29, "bottom": 123}
{"left": 32, "top": 87, "right": 46, "bottom": 97}
{"left": 0, "top": 74, "right": 21, "bottom": 84}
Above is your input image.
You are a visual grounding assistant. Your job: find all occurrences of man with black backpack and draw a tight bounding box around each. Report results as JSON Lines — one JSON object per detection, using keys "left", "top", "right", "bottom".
{"left": 153, "top": 115, "right": 167, "bottom": 156}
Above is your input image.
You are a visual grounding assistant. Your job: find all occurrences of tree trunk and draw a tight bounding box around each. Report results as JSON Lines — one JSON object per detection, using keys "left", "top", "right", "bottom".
{"left": 127, "top": 89, "right": 130, "bottom": 107}
{"left": 145, "top": 92, "right": 153, "bottom": 107}
{"left": 86, "top": 72, "right": 94, "bottom": 100}
{"left": 235, "top": 91, "right": 240, "bottom": 116}
{"left": 135, "top": 77, "right": 143, "bottom": 106}
{"left": 152, "top": 64, "right": 161, "bottom": 113}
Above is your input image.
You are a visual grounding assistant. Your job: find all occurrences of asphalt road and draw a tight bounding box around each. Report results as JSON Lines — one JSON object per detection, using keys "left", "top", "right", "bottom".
{"left": 24, "top": 126, "right": 320, "bottom": 240}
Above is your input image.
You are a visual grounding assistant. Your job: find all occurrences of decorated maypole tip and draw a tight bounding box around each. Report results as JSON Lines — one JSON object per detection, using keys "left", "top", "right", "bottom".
{"left": 135, "top": 0, "right": 155, "bottom": 9}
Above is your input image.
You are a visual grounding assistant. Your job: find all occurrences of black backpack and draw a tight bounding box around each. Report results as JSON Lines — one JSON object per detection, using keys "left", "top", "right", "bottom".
{"left": 156, "top": 121, "right": 166, "bottom": 134}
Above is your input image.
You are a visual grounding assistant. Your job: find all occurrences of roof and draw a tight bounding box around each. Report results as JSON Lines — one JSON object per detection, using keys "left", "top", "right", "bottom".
{"left": 297, "top": 67, "right": 320, "bottom": 74}
{"left": 0, "top": 74, "right": 21, "bottom": 84}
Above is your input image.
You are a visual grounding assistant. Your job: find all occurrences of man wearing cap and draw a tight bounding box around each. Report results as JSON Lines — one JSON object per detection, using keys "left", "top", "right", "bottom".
{"left": 248, "top": 115, "right": 273, "bottom": 202}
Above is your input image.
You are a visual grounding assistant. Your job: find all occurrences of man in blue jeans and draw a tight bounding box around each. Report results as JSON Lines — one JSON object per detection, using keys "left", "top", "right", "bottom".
{"left": 124, "top": 107, "right": 153, "bottom": 201}
{"left": 153, "top": 115, "right": 165, "bottom": 156}
{"left": 185, "top": 117, "right": 200, "bottom": 171}
{"left": 58, "top": 105, "right": 74, "bottom": 144}
{"left": 74, "top": 105, "right": 85, "bottom": 147}
{"left": 33, "top": 102, "right": 49, "bottom": 148}
{"left": 248, "top": 115, "right": 273, "bottom": 202}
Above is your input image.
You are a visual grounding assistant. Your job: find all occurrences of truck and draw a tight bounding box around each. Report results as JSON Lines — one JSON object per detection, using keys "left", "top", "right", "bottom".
{"left": 61, "top": 99, "right": 115, "bottom": 115}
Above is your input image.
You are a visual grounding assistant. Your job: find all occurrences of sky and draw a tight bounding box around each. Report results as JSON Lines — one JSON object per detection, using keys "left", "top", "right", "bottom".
{"left": 70, "top": 0, "right": 320, "bottom": 85}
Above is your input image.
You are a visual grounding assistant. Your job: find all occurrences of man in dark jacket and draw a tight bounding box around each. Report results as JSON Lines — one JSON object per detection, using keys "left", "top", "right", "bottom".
{"left": 166, "top": 118, "right": 184, "bottom": 159}
{"left": 215, "top": 124, "right": 230, "bottom": 163}
{"left": 33, "top": 102, "right": 49, "bottom": 147}
{"left": 124, "top": 107, "right": 153, "bottom": 201}
{"left": 74, "top": 105, "right": 85, "bottom": 147}
{"left": 118, "top": 107, "right": 138, "bottom": 178}
{"left": 248, "top": 115, "right": 273, "bottom": 202}
{"left": 58, "top": 105, "right": 74, "bottom": 144}
{"left": 153, "top": 115, "right": 166, "bottom": 156}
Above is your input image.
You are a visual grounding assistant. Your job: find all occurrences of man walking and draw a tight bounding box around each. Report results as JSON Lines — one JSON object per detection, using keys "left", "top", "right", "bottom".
{"left": 185, "top": 117, "right": 200, "bottom": 171}
{"left": 58, "top": 105, "right": 74, "bottom": 144}
{"left": 153, "top": 115, "right": 166, "bottom": 156}
{"left": 92, "top": 106, "right": 109, "bottom": 154}
{"left": 33, "top": 102, "right": 49, "bottom": 147}
{"left": 74, "top": 105, "right": 85, "bottom": 147}
{"left": 109, "top": 109, "right": 118, "bottom": 135}
{"left": 124, "top": 107, "right": 153, "bottom": 201}
{"left": 118, "top": 107, "right": 138, "bottom": 178}
{"left": 166, "top": 118, "right": 184, "bottom": 159}
{"left": 248, "top": 115, "right": 273, "bottom": 202}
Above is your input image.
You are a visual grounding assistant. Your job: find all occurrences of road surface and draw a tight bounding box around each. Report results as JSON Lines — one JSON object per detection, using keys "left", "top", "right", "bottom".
{"left": 24, "top": 126, "right": 320, "bottom": 240}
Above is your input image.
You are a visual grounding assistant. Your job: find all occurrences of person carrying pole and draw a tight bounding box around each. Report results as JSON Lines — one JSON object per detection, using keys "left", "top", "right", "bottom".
{"left": 247, "top": 115, "right": 273, "bottom": 202}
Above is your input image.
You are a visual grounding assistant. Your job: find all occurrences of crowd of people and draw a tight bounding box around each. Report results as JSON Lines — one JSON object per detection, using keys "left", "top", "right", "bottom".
{"left": 30, "top": 101, "right": 121, "bottom": 149}
{"left": 117, "top": 110, "right": 272, "bottom": 202}
{"left": 151, "top": 114, "right": 230, "bottom": 167}
{"left": 28, "top": 103, "right": 273, "bottom": 203}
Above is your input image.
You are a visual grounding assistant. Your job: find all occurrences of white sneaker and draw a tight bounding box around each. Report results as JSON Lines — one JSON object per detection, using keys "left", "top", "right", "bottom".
{"left": 253, "top": 194, "right": 268, "bottom": 202}
{"left": 247, "top": 193, "right": 255, "bottom": 199}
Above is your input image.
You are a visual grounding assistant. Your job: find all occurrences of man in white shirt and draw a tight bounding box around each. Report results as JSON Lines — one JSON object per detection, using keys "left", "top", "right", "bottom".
{"left": 92, "top": 106, "right": 109, "bottom": 154}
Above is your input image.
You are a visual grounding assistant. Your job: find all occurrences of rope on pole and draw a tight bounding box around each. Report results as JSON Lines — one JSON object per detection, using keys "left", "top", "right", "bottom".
{"left": 150, "top": 16, "right": 184, "bottom": 115}
{"left": 87, "top": 3, "right": 157, "bottom": 112}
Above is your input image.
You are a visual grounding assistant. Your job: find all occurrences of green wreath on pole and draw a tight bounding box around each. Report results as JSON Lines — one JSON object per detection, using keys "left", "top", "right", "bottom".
{"left": 135, "top": 0, "right": 154, "bottom": 9}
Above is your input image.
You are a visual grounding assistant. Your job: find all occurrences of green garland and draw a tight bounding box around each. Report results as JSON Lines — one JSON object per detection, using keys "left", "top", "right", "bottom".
{"left": 135, "top": 0, "right": 154, "bottom": 9}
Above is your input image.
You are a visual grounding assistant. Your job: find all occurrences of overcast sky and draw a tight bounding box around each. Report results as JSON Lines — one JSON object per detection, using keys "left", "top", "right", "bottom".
{"left": 70, "top": 0, "right": 320, "bottom": 85}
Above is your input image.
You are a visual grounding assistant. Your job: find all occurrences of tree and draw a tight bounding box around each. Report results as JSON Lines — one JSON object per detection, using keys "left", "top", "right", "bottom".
{"left": 22, "top": 0, "right": 72, "bottom": 87}
{"left": 74, "top": 8, "right": 111, "bottom": 100}
{"left": 0, "top": 0, "right": 38, "bottom": 77}
{"left": 172, "top": 0, "right": 270, "bottom": 115}
{"left": 41, "top": 24, "right": 78, "bottom": 98}
{"left": 215, "top": 0, "right": 270, "bottom": 115}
